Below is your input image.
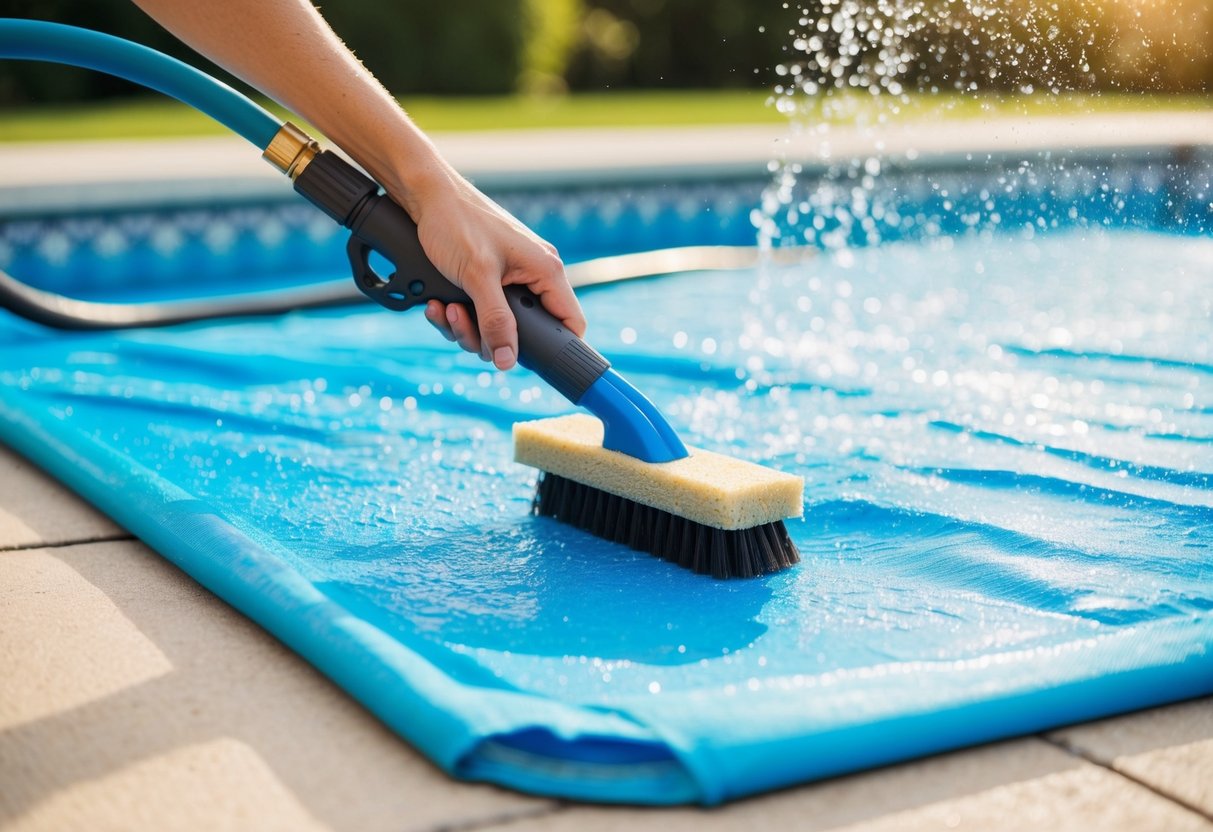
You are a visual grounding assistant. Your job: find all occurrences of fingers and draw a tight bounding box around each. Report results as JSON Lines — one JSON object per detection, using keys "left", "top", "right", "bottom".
{"left": 424, "top": 300, "right": 456, "bottom": 341}
{"left": 444, "top": 302, "right": 485, "bottom": 359}
{"left": 431, "top": 300, "right": 514, "bottom": 370}
{"left": 426, "top": 298, "right": 508, "bottom": 369}
{"left": 427, "top": 299, "right": 483, "bottom": 359}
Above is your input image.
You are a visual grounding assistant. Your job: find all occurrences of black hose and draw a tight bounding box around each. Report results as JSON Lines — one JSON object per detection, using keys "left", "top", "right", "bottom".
{"left": 0, "top": 246, "right": 790, "bottom": 331}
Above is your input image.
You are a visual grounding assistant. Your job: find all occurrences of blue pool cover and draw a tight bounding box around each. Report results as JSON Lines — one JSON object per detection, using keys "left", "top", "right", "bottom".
{"left": 1, "top": 227, "right": 1210, "bottom": 804}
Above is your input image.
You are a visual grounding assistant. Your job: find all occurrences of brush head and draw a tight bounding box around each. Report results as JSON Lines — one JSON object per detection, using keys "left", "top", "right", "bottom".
{"left": 514, "top": 414, "right": 804, "bottom": 578}
{"left": 532, "top": 472, "right": 799, "bottom": 578}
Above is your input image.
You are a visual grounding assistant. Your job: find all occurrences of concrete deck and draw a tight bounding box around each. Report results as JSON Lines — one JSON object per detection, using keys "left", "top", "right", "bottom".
{"left": 2, "top": 115, "right": 1212, "bottom": 830}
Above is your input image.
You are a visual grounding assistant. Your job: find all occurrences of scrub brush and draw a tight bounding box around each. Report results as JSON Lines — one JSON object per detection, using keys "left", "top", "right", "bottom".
{"left": 516, "top": 415, "right": 802, "bottom": 579}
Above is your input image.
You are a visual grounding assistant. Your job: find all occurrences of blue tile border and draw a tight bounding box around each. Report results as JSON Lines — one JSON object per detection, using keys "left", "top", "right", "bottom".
{"left": 1, "top": 145, "right": 1209, "bottom": 301}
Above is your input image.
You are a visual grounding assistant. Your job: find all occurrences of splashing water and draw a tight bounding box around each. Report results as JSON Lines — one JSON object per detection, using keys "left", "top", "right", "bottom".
{"left": 753, "top": 0, "right": 1199, "bottom": 252}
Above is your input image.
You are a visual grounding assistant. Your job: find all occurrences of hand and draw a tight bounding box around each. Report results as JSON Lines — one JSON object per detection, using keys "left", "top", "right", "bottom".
{"left": 131, "top": 0, "right": 585, "bottom": 371}
{"left": 399, "top": 168, "right": 586, "bottom": 371}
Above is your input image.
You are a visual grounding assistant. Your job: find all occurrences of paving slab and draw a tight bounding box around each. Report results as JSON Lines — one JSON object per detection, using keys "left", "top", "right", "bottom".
{"left": 0, "top": 541, "right": 553, "bottom": 832}
{"left": 501, "top": 739, "right": 1213, "bottom": 832}
{"left": 0, "top": 442, "right": 126, "bottom": 550}
{"left": 1048, "top": 699, "right": 1213, "bottom": 817}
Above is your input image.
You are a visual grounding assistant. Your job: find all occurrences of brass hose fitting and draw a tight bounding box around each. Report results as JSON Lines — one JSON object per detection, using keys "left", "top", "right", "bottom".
{"left": 262, "top": 121, "right": 320, "bottom": 180}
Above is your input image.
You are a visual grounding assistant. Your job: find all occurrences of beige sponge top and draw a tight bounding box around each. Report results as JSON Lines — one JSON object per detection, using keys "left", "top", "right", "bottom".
{"left": 513, "top": 414, "right": 804, "bottom": 530}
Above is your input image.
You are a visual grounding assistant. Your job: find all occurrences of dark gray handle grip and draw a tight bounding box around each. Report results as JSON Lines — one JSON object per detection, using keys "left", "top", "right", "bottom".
{"left": 346, "top": 190, "right": 609, "bottom": 403}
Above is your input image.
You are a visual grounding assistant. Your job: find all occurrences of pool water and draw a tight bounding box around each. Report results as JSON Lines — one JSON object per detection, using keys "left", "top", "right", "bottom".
{"left": 0, "top": 226, "right": 1210, "bottom": 803}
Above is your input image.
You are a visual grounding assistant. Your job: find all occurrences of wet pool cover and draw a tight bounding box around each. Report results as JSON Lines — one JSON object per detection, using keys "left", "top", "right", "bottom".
{"left": 1, "top": 230, "right": 1210, "bottom": 804}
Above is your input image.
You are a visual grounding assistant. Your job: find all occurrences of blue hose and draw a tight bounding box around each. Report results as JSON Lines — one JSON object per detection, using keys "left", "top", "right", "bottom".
{"left": 0, "top": 19, "right": 281, "bottom": 150}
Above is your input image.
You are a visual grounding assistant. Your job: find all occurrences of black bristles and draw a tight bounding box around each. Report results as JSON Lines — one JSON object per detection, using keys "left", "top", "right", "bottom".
{"left": 531, "top": 473, "right": 800, "bottom": 579}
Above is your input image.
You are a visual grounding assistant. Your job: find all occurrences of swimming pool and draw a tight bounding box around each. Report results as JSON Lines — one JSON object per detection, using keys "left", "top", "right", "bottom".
{"left": 1, "top": 146, "right": 1210, "bottom": 804}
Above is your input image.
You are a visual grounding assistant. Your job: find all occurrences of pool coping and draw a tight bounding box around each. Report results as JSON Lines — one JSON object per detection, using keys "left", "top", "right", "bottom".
{"left": 0, "top": 110, "right": 1210, "bottom": 215}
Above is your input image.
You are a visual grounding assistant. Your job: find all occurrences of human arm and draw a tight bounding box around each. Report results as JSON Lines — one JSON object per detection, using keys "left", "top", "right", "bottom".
{"left": 132, "top": 0, "right": 585, "bottom": 370}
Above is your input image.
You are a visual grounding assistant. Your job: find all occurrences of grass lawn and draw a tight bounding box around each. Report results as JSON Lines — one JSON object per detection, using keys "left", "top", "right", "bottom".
{"left": 0, "top": 89, "right": 1208, "bottom": 143}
